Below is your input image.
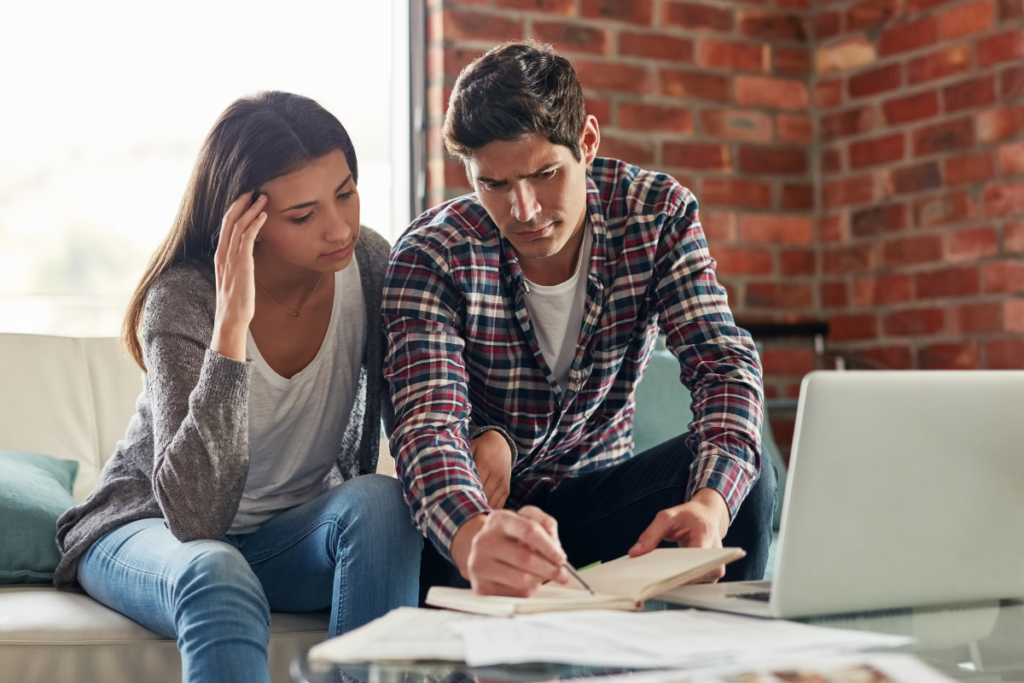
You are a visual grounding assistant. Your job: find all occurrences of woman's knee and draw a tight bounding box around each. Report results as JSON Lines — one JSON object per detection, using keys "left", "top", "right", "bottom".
{"left": 329, "top": 475, "right": 423, "bottom": 550}
{"left": 174, "top": 542, "right": 270, "bottom": 627}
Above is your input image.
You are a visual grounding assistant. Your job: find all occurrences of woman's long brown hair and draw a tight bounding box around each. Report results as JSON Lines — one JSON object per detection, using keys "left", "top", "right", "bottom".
{"left": 121, "top": 91, "right": 359, "bottom": 370}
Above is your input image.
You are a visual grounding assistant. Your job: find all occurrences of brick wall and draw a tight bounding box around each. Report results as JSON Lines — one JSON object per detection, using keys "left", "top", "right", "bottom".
{"left": 815, "top": 0, "right": 1024, "bottom": 370}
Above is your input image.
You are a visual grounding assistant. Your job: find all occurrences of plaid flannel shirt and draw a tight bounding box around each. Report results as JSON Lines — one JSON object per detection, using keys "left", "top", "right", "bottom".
{"left": 383, "top": 157, "right": 764, "bottom": 560}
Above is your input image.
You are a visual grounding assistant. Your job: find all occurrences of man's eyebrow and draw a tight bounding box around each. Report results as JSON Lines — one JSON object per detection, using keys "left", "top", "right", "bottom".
{"left": 476, "top": 163, "right": 558, "bottom": 185}
{"left": 280, "top": 174, "right": 354, "bottom": 212}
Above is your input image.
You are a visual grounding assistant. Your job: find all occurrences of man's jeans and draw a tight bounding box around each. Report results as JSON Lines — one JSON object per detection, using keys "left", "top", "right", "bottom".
{"left": 420, "top": 433, "right": 777, "bottom": 602}
{"left": 78, "top": 474, "right": 422, "bottom": 683}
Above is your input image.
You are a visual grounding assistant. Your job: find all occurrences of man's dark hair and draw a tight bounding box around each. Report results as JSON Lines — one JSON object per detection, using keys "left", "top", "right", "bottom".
{"left": 443, "top": 40, "right": 587, "bottom": 161}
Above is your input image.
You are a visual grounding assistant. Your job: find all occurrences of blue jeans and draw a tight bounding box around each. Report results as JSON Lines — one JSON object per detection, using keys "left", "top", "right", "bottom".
{"left": 78, "top": 474, "right": 422, "bottom": 683}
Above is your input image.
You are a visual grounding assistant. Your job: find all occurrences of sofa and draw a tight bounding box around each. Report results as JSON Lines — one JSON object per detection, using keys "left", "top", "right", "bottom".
{"left": 0, "top": 333, "right": 331, "bottom": 683}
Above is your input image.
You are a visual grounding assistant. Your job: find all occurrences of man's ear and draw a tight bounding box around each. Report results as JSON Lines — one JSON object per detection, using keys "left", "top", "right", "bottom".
{"left": 579, "top": 115, "right": 601, "bottom": 165}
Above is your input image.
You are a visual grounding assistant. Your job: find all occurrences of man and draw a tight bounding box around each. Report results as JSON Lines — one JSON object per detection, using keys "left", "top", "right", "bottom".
{"left": 383, "top": 40, "right": 775, "bottom": 599}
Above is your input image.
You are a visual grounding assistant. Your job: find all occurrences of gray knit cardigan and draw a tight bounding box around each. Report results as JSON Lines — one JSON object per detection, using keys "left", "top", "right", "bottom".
{"left": 54, "top": 227, "right": 395, "bottom": 591}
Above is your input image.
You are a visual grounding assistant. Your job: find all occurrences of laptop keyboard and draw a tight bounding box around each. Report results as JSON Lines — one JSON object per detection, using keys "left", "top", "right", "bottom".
{"left": 731, "top": 591, "right": 772, "bottom": 602}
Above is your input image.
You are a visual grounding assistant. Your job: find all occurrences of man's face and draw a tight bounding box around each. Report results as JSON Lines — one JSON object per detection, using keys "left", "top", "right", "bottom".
{"left": 465, "top": 118, "right": 599, "bottom": 272}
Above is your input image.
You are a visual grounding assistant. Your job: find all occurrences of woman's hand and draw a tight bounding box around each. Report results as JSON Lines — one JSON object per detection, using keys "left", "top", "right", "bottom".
{"left": 210, "top": 193, "right": 268, "bottom": 362}
{"left": 470, "top": 430, "right": 513, "bottom": 509}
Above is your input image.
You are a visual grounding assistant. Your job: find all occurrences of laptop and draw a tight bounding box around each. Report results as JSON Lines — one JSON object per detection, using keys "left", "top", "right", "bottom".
{"left": 660, "top": 370, "right": 1024, "bottom": 618}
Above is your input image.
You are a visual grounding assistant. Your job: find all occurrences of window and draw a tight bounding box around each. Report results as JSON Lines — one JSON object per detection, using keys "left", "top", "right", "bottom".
{"left": 0, "top": 0, "right": 409, "bottom": 336}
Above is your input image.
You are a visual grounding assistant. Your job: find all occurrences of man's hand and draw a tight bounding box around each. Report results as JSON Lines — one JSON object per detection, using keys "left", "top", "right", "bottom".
{"left": 450, "top": 507, "right": 571, "bottom": 597}
{"left": 628, "top": 488, "right": 731, "bottom": 582}
{"left": 470, "top": 430, "right": 513, "bottom": 509}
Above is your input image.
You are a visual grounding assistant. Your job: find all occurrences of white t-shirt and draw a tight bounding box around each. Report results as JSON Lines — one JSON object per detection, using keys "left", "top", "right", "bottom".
{"left": 230, "top": 258, "right": 365, "bottom": 534}
{"left": 523, "top": 224, "right": 593, "bottom": 394}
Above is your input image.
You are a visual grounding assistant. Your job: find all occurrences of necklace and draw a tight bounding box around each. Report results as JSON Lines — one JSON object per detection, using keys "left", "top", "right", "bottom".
{"left": 254, "top": 272, "right": 325, "bottom": 318}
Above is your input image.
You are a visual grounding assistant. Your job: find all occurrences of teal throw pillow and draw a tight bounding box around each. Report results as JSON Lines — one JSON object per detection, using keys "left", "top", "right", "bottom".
{"left": 0, "top": 450, "right": 78, "bottom": 584}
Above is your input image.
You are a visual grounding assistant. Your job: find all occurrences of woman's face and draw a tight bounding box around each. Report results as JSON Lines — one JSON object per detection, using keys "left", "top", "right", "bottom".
{"left": 254, "top": 149, "right": 360, "bottom": 274}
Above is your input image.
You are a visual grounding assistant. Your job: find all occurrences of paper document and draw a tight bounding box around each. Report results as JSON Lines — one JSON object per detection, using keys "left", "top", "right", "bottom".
{"left": 307, "top": 607, "right": 486, "bottom": 664}
{"left": 452, "top": 609, "right": 912, "bottom": 668}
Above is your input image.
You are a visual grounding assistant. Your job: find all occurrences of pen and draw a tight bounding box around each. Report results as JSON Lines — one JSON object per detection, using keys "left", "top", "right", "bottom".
{"left": 564, "top": 562, "right": 594, "bottom": 595}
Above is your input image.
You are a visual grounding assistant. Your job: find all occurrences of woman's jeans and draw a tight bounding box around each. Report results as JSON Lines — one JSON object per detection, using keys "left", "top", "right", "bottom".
{"left": 78, "top": 474, "right": 422, "bottom": 683}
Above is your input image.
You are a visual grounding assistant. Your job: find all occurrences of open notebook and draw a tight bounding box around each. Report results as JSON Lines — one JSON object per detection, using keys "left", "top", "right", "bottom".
{"left": 426, "top": 547, "right": 745, "bottom": 616}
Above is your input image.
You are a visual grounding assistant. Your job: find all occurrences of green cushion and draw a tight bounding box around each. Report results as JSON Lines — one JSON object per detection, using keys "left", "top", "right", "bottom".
{"left": 0, "top": 450, "right": 78, "bottom": 584}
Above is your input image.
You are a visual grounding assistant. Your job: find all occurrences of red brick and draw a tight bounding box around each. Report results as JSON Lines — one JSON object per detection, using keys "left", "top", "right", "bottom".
{"left": 943, "top": 76, "right": 997, "bottom": 113}
{"left": 739, "top": 214, "right": 814, "bottom": 244}
{"left": 814, "top": 12, "right": 842, "bottom": 40}
{"left": 976, "top": 106, "right": 1024, "bottom": 143}
{"left": 889, "top": 162, "right": 942, "bottom": 194}
{"left": 938, "top": 0, "right": 995, "bottom": 39}
{"left": 777, "top": 115, "right": 813, "bottom": 144}
{"left": 736, "top": 76, "right": 809, "bottom": 110}
{"left": 702, "top": 179, "right": 774, "bottom": 209}
{"left": 919, "top": 342, "right": 979, "bottom": 369}
{"left": 586, "top": 97, "right": 612, "bottom": 126}
{"left": 823, "top": 175, "right": 876, "bottom": 207}
{"left": 983, "top": 260, "right": 1024, "bottom": 292}
{"left": 883, "top": 308, "right": 945, "bottom": 336}
{"left": 950, "top": 302, "right": 1003, "bottom": 334}
{"left": 780, "top": 249, "right": 816, "bottom": 276}
{"left": 977, "top": 30, "right": 1024, "bottom": 67}
{"left": 746, "top": 282, "right": 815, "bottom": 308}
{"left": 1005, "top": 299, "right": 1024, "bottom": 332}
{"left": 618, "top": 103, "right": 694, "bottom": 133}
{"left": 739, "top": 146, "right": 808, "bottom": 174}
{"left": 851, "top": 203, "right": 909, "bottom": 236}
{"left": 700, "top": 210, "right": 736, "bottom": 243}
{"left": 815, "top": 36, "right": 877, "bottom": 75}
{"left": 659, "top": 69, "right": 730, "bottom": 102}
{"left": 851, "top": 134, "right": 906, "bottom": 168}
{"left": 711, "top": 246, "right": 774, "bottom": 275}
{"left": 596, "top": 136, "right": 655, "bottom": 166}
{"left": 944, "top": 152, "right": 996, "bottom": 186}
{"left": 879, "top": 17, "right": 938, "bottom": 56}
{"left": 1000, "top": 141, "right": 1024, "bottom": 175}
{"left": 700, "top": 109, "right": 773, "bottom": 142}
{"left": 829, "top": 314, "right": 878, "bottom": 341}
{"left": 987, "top": 339, "right": 1024, "bottom": 368}
{"left": 946, "top": 226, "right": 999, "bottom": 262}
{"left": 697, "top": 39, "right": 767, "bottom": 72}
{"left": 775, "top": 47, "right": 812, "bottom": 76}
{"left": 443, "top": 11, "right": 523, "bottom": 41}
{"left": 908, "top": 44, "right": 972, "bottom": 84}
{"left": 914, "top": 191, "right": 976, "bottom": 226}
{"left": 663, "top": 2, "right": 733, "bottom": 32}
{"left": 858, "top": 345, "right": 915, "bottom": 369}
{"left": 437, "top": 48, "right": 485, "bottom": 79}
{"left": 778, "top": 0, "right": 810, "bottom": 9}
{"left": 816, "top": 79, "right": 844, "bottom": 109}
{"left": 906, "top": 0, "right": 959, "bottom": 11}
{"left": 824, "top": 244, "right": 876, "bottom": 273}
{"left": 821, "top": 107, "right": 873, "bottom": 141}
{"left": 532, "top": 22, "right": 610, "bottom": 55}
{"left": 819, "top": 213, "right": 849, "bottom": 242}
{"left": 883, "top": 91, "right": 939, "bottom": 125}
{"left": 496, "top": 0, "right": 573, "bottom": 11}
{"left": 984, "top": 181, "right": 1024, "bottom": 216}
{"left": 853, "top": 274, "right": 913, "bottom": 306}
{"left": 822, "top": 147, "right": 843, "bottom": 174}
{"left": 581, "top": 0, "right": 653, "bottom": 25}
{"left": 847, "top": 0, "right": 901, "bottom": 29}
{"left": 822, "top": 282, "right": 849, "bottom": 307}
{"left": 1005, "top": 221, "right": 1024, "bottom": 252}
{"left": 915, "top": 266, "right": 981, "bottom": 298}
{"left": 620, "top": 32, "right": 694, "bottom": 62}
{"left": 761, "top": 348, "right": 817, "bottom": 375}
{"left": 738, "top": 10, "right": 808, "bottom": 41}
{"left": 782, "top": 184, "right": 814, "bottom": 209}
{"left": 999, "top": 0, "right": 1024, "bottom": 20}
{"left": 1002, "top": 66, "right": 1024, "bottom": 98}
{"left": 576, "top": 61, "right": 651, "bottom": 94}
{"left": 849, "top": 64, "right": 903, "bottom": 98}
{"left": 912, "top": 118, "right": 974, "bottom": 156}
{"left": 883, "top": 235, "right": 944, "bottom": 266}
{"left": 663, "top": 142, "right": 731, "bottom": 170}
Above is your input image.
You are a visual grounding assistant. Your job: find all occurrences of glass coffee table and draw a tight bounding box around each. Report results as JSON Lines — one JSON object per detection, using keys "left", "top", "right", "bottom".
{"left": 292, "top": 599, "right": 1024, "bottom": 683}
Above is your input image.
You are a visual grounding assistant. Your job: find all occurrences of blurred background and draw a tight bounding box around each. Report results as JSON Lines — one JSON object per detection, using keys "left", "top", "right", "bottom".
{"left": 2, "top": 0, "right": 1022, "bottom": 455}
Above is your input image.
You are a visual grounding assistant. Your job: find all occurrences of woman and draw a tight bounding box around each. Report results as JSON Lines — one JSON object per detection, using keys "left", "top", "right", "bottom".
{"left": 53, "top": 91, "right": 421, "bottom": 683}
